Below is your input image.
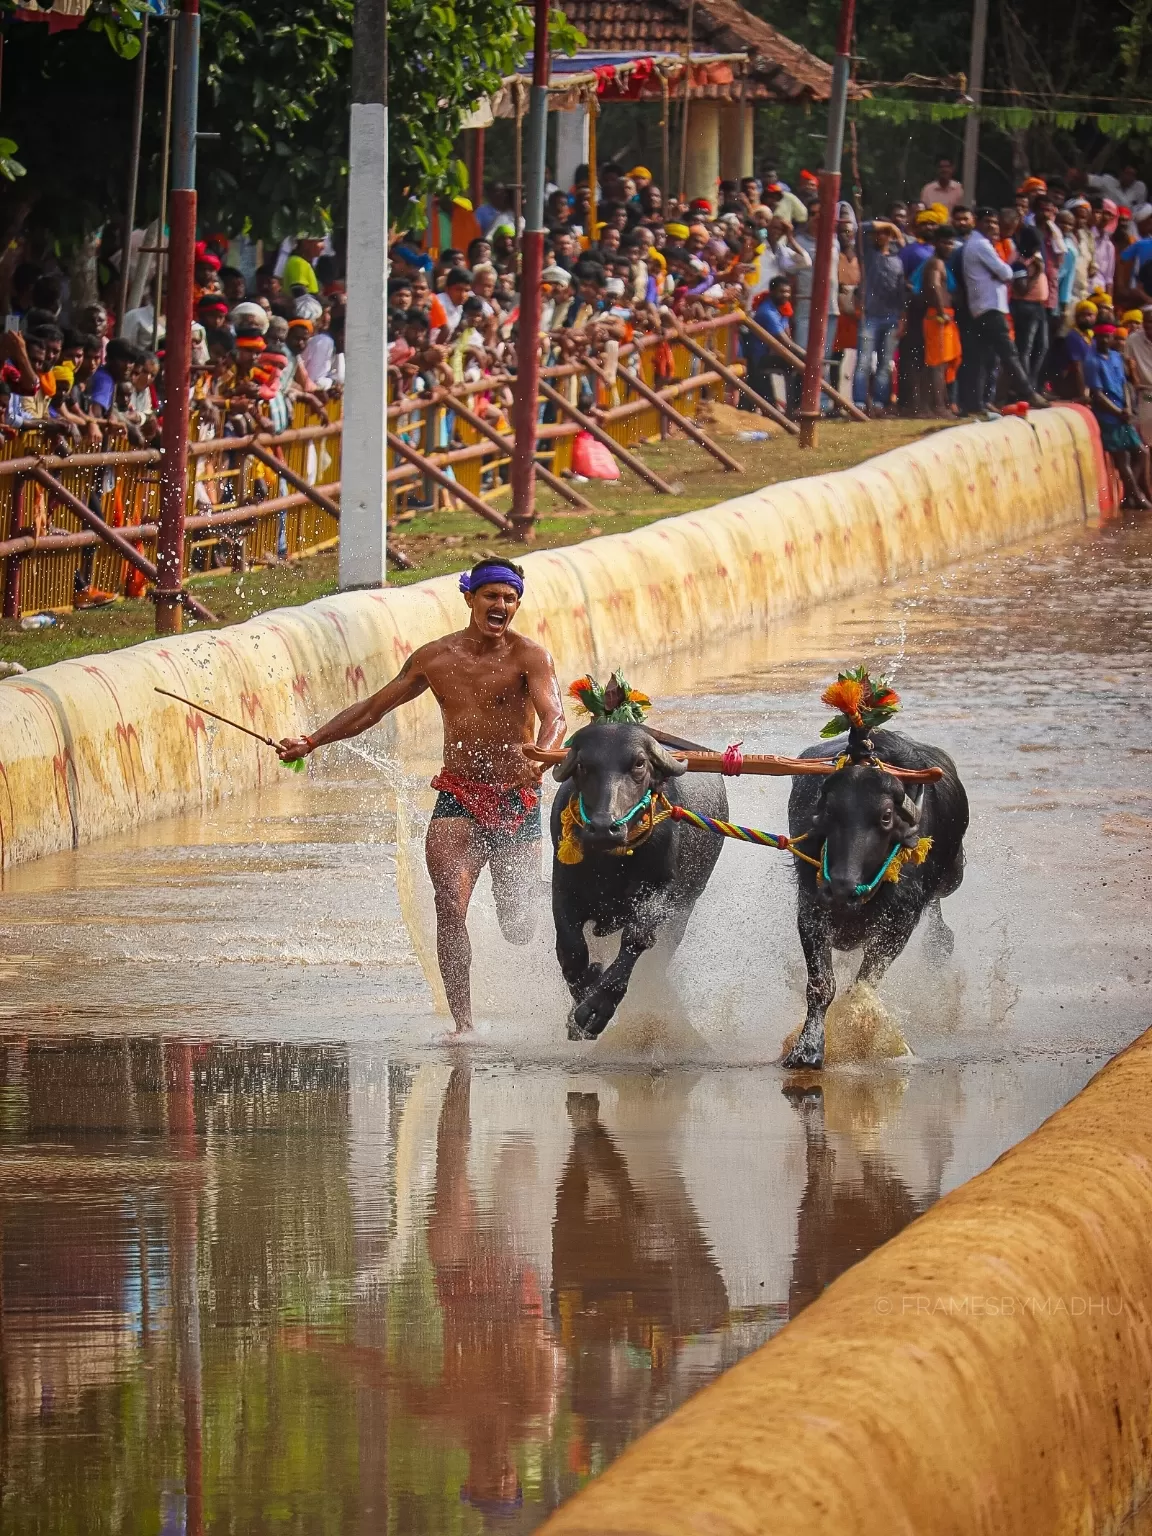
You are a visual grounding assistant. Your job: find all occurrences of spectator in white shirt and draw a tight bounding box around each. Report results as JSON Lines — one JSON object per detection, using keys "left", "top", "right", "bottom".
{"left": 921, "top": 156, "right": 966, "bottom": 213}
{"left": 753, "top": 213, "right": 812, "bottom": 296}
{"left": 963, "top": 207, "right": 1044, "bottom": 412}
{"left": 1090, "top": 165, "right": 1147, "bottom": 210}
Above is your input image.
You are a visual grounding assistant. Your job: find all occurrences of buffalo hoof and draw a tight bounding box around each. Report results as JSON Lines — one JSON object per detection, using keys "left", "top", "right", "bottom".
{"left": 567, "top": 994, "right": 616, "bottom": 1041}
{"left": 782, "top": 1032, "right": 825, "bottom": 1071}
{"left": 566, "top": 962, "right": 603, "bottom": 1005}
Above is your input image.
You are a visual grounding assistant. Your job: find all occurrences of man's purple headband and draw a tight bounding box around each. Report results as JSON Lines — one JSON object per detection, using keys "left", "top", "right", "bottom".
{"left": 459, "top": 562, "right": 524, "bottom": 597}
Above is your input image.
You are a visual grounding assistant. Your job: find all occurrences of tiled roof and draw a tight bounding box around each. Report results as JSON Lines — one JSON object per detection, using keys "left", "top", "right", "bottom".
{"left": 562, "top": 0, "right": 835, "bottom": 100}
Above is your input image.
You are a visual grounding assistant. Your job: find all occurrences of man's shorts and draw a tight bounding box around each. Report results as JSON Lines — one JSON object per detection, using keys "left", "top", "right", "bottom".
{"left": 1100, "top": 416, "right": 1144, "bottom": 455}
{"left": 431, "top": 788, "right": 542, "bottom": 854}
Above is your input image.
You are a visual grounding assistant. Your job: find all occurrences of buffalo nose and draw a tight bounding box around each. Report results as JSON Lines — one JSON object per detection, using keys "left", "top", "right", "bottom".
{"left": 826, "top": 874, "right": 859, "bottom": 905}
{"left": 585, "top": 815, "right": 626, "bottom": 842}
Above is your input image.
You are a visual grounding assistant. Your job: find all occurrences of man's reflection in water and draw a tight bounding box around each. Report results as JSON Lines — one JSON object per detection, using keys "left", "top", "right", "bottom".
{"left": 784, "top": 1077, "right": 948, "bottom": 1318}
{"left": 552, "top": 1090, "right": 728, "bottom": 1472}
{"left": 421, "top": 1062, "right": 562, "bottom": 1516}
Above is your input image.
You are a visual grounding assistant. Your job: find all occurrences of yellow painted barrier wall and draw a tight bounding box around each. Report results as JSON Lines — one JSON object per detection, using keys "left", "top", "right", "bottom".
{"left": 0, "top": 410, "right": 1098, "bottom": 870}
{"left": 539, "top": 1023, "right": 1152, "bottom": 1536}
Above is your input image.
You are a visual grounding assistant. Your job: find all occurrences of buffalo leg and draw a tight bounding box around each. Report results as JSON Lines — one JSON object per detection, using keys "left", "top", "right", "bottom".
{"left": 783, "top": 898, "right": 834, "bottom": 1070}
{"left": 555, "top": 906, "right": 603, "bottom": 1003}
{"left": 856, "top": 902, "right": 922, "bottom": 987}
{"left": 923, "top": 896, "right": 956, "bottom": 960}
{"left": 568, "top": 921, "right": 657, "bottom": 1041}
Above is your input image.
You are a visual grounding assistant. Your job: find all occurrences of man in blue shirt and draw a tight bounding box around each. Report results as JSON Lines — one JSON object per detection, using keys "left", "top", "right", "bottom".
{"left": 961, "top": 207, "right": 1045, "bottom": 414}
{"left": 853, "top": 219, "right": 906, "bottom": 414}
{"left": 746, "top": 276, "right": 801, "bottom": 415}
{"left": 1083, "top": 324, "right": 1150, "bottom": 509}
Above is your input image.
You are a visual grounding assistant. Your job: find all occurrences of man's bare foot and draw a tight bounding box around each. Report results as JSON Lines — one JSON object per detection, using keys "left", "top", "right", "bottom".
{"left": 434, "top": 1022, "right": 478, "bottom": 1045}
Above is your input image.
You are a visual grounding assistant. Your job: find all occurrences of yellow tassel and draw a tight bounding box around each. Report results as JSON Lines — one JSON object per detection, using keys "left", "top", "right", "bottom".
{"left": 882, "top": 835, "right": 934, "bottom": 884}
{"left": 558, "top": 799, "right": 584, "bottom": 865}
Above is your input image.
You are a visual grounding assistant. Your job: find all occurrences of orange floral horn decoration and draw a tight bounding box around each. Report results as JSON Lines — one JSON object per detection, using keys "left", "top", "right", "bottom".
{"left": 820, "top": 666, "right": 901, "bottom": 739}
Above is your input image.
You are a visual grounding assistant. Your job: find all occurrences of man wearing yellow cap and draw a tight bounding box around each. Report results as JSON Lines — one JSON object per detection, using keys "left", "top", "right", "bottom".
{"left": 1050, "top": 299, "right": 1096, "bottom": 399}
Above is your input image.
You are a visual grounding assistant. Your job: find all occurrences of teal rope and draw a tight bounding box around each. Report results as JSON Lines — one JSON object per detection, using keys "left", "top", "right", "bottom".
{"left": 821, "top": 838, "right": 905, "bottom": 897}
{"left": 577, "top": 789, "right": 653, "bottom": 830}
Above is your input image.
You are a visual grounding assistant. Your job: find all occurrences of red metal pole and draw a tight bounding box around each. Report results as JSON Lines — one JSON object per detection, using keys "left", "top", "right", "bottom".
{"left": 156, "top": 0, "right": 200, "bottom": 633}
{"left": 798, "top": 0, "right": 856, "bottom": 448}
{"left": 509, "top": 0, "right": 550, "bottom": 541}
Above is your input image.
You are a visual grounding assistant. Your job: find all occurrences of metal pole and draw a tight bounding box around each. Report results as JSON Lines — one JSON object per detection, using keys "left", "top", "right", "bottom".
{"left": 339, "top": 0, "right": 389, "bottom": 589}
{"left": 962, "top": 0, "right": 989, "bottom": 204}
{"left": 798, "top": 0, "right": 856, "bottom": 448}
{"left": 117, "top": 12, "right": 149, "bottom": 336}
{"left": 509, "top": 0, "right": 549, "bottom": 540}
{"left": 156, "top": 0, "right": 199, "bottom": 635}
{"left": 152, "top": 17, "right": 176, "bottom": 353}
{"left": 677, "top": 0, "right": 696, "bottom": 204}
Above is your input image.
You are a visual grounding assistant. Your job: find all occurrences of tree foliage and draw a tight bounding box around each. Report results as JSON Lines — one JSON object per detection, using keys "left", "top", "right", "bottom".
{"left": 197, "top": 0, "right": 355, "bottom": 239}
{"left": 748, "top": 0, "right": 1152, "bottom": 206}
{"left": 0, "top": 0, "right": 579, "bottom": 246}
{"left": 388, "top": 0, "right": 582, "bottom": 222}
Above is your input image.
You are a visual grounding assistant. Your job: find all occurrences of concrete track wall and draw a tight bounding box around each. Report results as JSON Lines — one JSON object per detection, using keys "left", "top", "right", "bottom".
{"left": 539, "top": 1023, "right": 1152, "bottom": 1536}
{"left": 0, "top": 410, "right": 1100, "bottom": 869}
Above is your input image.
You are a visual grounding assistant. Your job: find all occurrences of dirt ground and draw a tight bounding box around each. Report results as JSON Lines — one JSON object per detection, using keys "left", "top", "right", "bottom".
{"left": 0, "top": 416, "right": 943, "bottom": 673}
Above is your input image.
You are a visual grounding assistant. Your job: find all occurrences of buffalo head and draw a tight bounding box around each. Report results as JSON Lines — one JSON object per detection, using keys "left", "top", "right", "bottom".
{"left": 811, "top": 765, "right": 923, "bottom": 908}
{"left": 554, "top": 723, "right": 686, "bottom": 852}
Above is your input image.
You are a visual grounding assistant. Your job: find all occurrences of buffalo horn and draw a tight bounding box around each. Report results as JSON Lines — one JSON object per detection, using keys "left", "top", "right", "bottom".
{"left": 646, "top": 738, "right": 689, "bottom": 778}
{"left": 552, "top": 748, "right": 579, "bottom": 782}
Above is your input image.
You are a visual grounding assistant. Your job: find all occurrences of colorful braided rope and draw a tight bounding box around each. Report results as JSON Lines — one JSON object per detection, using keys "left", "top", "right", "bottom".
{"left": 668, "top": 803, "right": 822, "bottom": 866}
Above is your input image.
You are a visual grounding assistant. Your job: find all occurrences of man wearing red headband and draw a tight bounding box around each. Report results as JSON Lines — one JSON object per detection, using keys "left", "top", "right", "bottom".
{"left": 277, "top": 559, "right": 565, "bottom": 1036}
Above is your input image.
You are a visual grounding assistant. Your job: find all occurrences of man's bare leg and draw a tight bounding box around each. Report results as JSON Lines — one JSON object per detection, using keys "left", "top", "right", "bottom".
{"left": 426, "top": 818, "right": 489, "bottom": 1035}
{"left": 490, "top": 837, "right": 541, "bottom": 945}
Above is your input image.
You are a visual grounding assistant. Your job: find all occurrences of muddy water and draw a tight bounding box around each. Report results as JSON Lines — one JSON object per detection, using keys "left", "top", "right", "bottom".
{"left": 1, "top": 519, "right": 1150, "bottom": 1531}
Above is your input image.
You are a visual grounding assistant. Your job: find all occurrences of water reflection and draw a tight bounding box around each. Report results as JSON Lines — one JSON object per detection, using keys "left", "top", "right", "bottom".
{"left": 0, "top": 1035, "right": 1087, "bottom": 1532}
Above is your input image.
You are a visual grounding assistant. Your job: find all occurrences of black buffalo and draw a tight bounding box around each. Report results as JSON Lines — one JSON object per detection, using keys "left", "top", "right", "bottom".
{"left": 551, "top": 723, "right": 726, "bottom": 1040}
{"left": 783, "top": 727, "right": 969, "bottom": 1069}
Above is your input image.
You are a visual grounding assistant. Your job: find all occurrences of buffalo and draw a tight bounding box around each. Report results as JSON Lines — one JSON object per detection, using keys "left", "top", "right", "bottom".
{"left": 783, "top": 727, "right": 969, "bottom": 1069}
{"left": 550, "top": 723, "right": 726, "bottom": 1040}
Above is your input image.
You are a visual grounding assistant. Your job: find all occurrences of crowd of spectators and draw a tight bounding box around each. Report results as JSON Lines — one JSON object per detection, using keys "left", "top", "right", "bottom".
{"left": 388, "top": 153, "right": 1152, "bottom": 510}
{"left": 0, "top": 232, "right": 346, "bottom": 601}
{"left": 5, "top": 147, "right": 1152, "bottom": 609}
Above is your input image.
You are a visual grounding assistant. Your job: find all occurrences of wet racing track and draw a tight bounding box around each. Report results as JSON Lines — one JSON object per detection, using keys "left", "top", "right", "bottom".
{"left": 1, "top": 518, "right": 1150, "bottom": 1532}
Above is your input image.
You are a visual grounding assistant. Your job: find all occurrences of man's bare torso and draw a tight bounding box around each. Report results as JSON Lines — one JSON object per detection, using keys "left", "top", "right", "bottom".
{"left": 417, "top": 629, "right": 546, "bottom": 785}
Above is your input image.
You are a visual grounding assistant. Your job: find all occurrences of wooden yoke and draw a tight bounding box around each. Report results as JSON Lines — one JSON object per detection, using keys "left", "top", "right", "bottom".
{"left": 523, "top": 745, "right": 944, "bottom": 783}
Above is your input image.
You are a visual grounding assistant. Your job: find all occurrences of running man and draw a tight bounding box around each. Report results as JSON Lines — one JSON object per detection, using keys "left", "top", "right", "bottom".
{"left": 277, "top": 560, "right": 566, "bottom": 1035}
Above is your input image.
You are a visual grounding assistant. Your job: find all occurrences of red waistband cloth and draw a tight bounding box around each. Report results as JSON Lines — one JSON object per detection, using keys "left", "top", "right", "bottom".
{"left": 431, "top": 772, "right": 540, "bottom": 832}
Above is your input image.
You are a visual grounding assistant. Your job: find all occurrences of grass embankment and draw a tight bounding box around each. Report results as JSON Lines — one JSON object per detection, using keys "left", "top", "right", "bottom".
{"left": 0, "top": 416, "right": 939, "bottom": 672}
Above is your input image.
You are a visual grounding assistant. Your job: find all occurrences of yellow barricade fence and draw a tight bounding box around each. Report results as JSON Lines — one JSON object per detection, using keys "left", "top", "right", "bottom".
{"left": 0, "top": 316, "right": 746, "bottom": 616}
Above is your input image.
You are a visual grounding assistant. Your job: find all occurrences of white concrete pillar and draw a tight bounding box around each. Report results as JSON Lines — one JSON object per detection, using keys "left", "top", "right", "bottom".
{"left": 684, "top": 100, "right": 721, "bottom": 207}
{"left": 339, "top": 101, "right": 389, "bottom": 591}
{"left": 555, "top": 105, "right": 589, "bottom": 191}
{"left": 719, "top": 102, "right": 754, "bottom": 181}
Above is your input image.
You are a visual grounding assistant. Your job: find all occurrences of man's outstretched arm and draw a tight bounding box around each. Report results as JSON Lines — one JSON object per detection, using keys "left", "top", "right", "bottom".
{"left": 526, "top": 646, "right": 566, "bottom": 758}
{"left": 278, "top": 652, "right": 431, "bottom": 760}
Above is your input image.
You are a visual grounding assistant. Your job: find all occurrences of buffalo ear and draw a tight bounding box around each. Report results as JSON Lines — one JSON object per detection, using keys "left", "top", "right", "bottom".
{"left": 552, "top": 748, "right": 578, "bottom": 783}
{"left": 894, "top": 786, "right": 924, "bottom": 848}
{"left": 645, "top": 737, "right": 688, "bottom": 779}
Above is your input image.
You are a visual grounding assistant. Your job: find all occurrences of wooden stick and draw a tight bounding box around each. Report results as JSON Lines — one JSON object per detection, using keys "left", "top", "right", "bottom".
{"left": 740, "top": 311, "right": 869, "bottom": 422}
{"left": 443, "top": 391, "right": 594, "bottom": 510}
{"left": 248, "top": 440, "right": 341, "bottom": 519}
{"left": 535, "top": 378, "right": 676, "bottom": 494}
{"left": 385, "top": 430, "right": 513, "bottom": 532}
{"left": 522, "top": 745, "right": 944, "bottom": 783}
{"left": 154, "top": 687, "right": 277, "bottom": 746}
{"left": 661, "top": 313, "right": 801, "bottom": 436}
{"left": 585, "top": 358, "right": 745, "bottom": 473}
